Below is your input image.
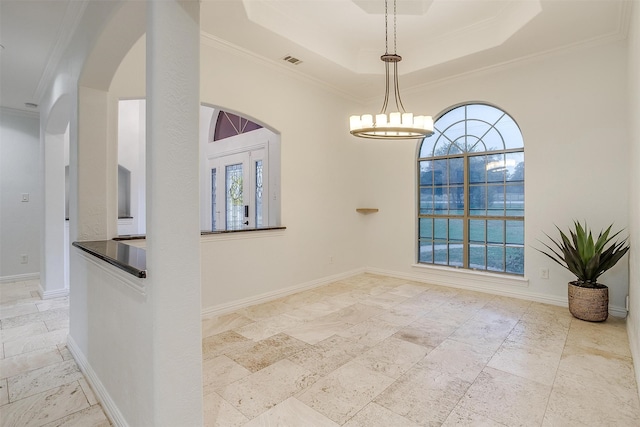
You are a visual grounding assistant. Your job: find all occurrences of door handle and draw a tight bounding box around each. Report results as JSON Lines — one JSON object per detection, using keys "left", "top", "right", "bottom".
{"left": 244, "top": 205, "right": 249, "bottom": 218}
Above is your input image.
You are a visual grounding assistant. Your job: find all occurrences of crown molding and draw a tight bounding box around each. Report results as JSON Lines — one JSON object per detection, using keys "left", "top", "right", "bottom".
{"left": 0, "top": 106, "right": 40, "bottom": 119}
{"left": 32, "top": 0, "right": 88, "bottom": 104}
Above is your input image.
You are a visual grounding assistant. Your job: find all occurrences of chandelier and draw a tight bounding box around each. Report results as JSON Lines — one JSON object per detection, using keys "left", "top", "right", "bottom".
{"left": 349, "top": 0, "right": 434, "bottom": 140}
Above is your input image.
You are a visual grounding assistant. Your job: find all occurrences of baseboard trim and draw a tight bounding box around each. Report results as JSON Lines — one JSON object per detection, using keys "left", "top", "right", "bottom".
{"left": 0, "top": 273, "right": 40, "bottom": 283}
{"left": 201, "top": 268, "right": 366, "bottom": 318}
{"left": 37, "top": 284, "right": 69, "bottom": 299}
{"left": 365, "top": 267, "right": 628, "bottom": 317}
{"left": 67, "top": 336, "right": 127, "bottom": 427}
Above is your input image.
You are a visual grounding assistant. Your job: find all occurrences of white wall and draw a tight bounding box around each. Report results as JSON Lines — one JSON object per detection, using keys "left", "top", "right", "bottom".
{"left": 0, "top": 108, "right": 41, "bottom": 280}
{"left": 626, "top": 0, "right": 640, "bottom": 400}
{"left": 110, "top": 36, "right": 367, "bottom": 312}
{"left": 361, "top": 40, "right": 630, "bottom": 313}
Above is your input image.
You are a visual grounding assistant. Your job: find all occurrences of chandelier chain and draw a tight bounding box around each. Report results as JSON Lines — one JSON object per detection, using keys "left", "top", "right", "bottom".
{"left": 384, "top": 0, "right": 398, "bottom": 54}
{"left": 393, "top": 0, "right": 397, "bottom": 54}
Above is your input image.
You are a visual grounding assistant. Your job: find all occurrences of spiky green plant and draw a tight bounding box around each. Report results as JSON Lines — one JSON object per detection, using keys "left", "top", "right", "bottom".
{"left": 537, "top": 221, "right": 629, "bottom": 287}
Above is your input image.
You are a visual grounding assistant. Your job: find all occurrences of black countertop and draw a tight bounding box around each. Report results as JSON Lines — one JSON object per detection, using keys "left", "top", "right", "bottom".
{"left": 72, "top": 240, "right": 147, "bottom": 278}
{"left": 75, "top": 226, "right": 285, "bottom": 279}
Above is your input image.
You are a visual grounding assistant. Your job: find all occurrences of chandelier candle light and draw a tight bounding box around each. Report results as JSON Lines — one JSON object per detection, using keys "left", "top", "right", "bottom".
{"left": 349, "top": 0, "right": 434, "bottom": 139}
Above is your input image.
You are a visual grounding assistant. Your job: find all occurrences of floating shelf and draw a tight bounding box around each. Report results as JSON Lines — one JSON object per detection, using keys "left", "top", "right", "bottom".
{"left": 356, "top": 208, "right": 379, "bottom": 214}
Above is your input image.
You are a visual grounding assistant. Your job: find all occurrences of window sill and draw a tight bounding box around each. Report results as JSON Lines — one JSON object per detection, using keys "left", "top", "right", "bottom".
{"left": 411, "top": 263, "right": 529, "bottom": 289}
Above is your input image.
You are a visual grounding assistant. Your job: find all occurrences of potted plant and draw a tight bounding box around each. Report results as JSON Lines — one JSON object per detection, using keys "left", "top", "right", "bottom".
{"left": 537, "top": 221, "right": 629, "bottom": 322}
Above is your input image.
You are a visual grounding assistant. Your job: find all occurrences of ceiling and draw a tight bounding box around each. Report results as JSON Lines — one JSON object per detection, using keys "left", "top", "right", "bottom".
{"left": 0, "top": 0, "right": 631, "bottom": 113}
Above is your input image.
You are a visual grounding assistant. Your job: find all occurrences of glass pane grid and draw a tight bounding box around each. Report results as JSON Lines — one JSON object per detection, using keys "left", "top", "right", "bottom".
{"left": 417, "top": 103, "right": 524, "bottom": 276}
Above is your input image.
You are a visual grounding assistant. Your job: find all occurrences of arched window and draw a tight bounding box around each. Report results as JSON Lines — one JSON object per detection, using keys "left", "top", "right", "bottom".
{"left": 417, "top": 103, "right": 524, "bottom": 275}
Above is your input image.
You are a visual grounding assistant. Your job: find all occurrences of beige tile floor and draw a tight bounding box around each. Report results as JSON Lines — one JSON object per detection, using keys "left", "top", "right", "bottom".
{"left": 203, "top": 273, "right": 640, "bottom": 426}
{"left": 0, "top": 279, "right": 110, "bottom": 426}
{"left": 3, "top": 274, "right": 640, "bottom": 426}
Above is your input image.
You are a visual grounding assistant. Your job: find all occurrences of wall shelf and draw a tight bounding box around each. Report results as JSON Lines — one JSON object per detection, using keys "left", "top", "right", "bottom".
{"left": 356, "top": 208, "right": 379, "bottom": 214}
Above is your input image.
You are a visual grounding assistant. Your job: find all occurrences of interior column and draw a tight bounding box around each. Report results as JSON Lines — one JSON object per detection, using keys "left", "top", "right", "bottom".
{"left": 146, "top": 0, "right": 203, "bottom": 424}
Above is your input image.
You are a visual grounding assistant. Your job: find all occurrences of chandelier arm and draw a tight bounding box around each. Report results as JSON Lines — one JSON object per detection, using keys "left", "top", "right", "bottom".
{"left": 393, "top": 61, "right": 406, "bottom": 113}
{"left": 380, "top": 61, "right": 391, "bottom": 114}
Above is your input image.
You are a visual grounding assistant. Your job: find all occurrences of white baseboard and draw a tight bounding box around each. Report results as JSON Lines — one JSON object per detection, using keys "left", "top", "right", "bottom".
{"left": 67, "top": 336, "right": 127, "bottom": 427}
{"left": 366, "top": 266, "right": 628, "bottom": 318}
{"left": 0, "top": 272, "right": 40, "bottom": 283}
{"left": 37, "top": 284, "right": 69, "bottom": 299}
{"left": 201, "top": 268, "right": 365, "bottom": 318}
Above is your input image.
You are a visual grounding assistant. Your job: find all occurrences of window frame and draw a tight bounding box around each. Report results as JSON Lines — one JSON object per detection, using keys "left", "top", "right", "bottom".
{"left": 417, "top": 102, "right": 524, "bottom": 275}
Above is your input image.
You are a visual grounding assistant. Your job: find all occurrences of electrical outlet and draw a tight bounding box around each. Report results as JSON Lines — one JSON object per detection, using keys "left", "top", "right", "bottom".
{"left": 20, "top": 254, "right": 28, "bottom": 264}
{"left": 21, "top": 193, "right": 29, "bottom": 202}
{"left": 539, "top": 268, "right": 549, "bottom": 279}
{"left": 329, "top": 255, "right": 333, "bottom": 264}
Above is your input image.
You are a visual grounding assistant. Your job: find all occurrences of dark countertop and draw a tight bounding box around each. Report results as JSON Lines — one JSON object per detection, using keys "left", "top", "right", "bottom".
{"left": 72, "top": 240, "right": 147, "bottom": 278}
{"left": 76, "top": 226, "right": 285, "bottom": 279}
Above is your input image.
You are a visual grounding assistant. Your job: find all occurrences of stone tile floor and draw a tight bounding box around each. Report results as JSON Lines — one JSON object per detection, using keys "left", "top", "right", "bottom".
{"left": 203, "top": 274, "right": 640, "bottom": 426}
{"left": 0, "top": 279, "right": 110, "bottom": 426}
{"left": 2, "top": 274, "right": 640, "bottom": 426}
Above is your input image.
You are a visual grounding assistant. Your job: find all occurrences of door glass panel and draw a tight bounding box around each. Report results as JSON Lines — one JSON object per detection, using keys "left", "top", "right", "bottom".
{"left": 255, "top": 160, "right": 263, "bottom": 227}
{"left": 211, "top": 168, "right": 217, "bottom": 230}
{"left": 226, "top": 163, "right": 244, "bottom": 230}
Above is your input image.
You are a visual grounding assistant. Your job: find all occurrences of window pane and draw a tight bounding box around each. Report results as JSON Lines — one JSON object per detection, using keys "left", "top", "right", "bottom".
{"left": 419, "top": 187, "right": 434, "bottom": 214}
{"left": 434, "top": 241, "right": 448, "bottom": 265}
{"left": 506, "top": 246, "right": 524, "bottom": 274}
{"left": 226, "top": 163, "right": 244, "bottom": 230}
{"left": 440, "top": 122, "right": 465, "bottom": 150}
{"left": 469, "top": 185, "right": 487, "bottom": 216}
{"left": 419, "top": 131, "right": 439, "bottom": 158}
{"left": 487, "top": 245, "right": 505, "bottom": 272}
{"left": 435, "top": 106, "right": 465, "bottom": 134}
{"left": 506, "top": 152, "right": 524, "bottom": 182}
{"left": 488, "top": 185, "right": 506, "bottom": 216}
{"left": 506, "top": 183, "right": 524, "bottom": 216}
{"left": 434, "top": 219, "right": 447, "bottom": 240}
{"left": 469, "top": 155, "right": 486, "bottom": 184}
{"left": 449, "top": 219, "right": 463, "bottom": 242}
{"left": 419, "top": 161, "right": 433, "bottom": 185}
{"left": 469, "top": 220, "right": 485, "bottom": 243}
{"left": 448, "top": 186, "right": 464, "bottom": 213}
{"left": 448, "top": 158, "right": 464, "bottom": 184}
{"left": 433, "top": 159, "right": 447, "bottom": 186}
{"left": 487, "top": 154, "right": 506, "bottom": 182}
{"left": 449, "top": 244, "right": 463, "bottom": 267}
{"left": 466, "top": 120, "right": 491, "bottom": 151}
{"left": 506, "top": 220, "right": 524, "bottom": 245}
{"left": 496, "top": 114, "right": 524, "bottom": 149}
{"left": 419, "top": 241, "right": 433, "bottom": 263}
{"left": 487, "top": 220, "right": 504, "bottom": 244}
{"left": 469, "top": 244, "right": 486, "bottom": 270}
{"left": 448, "top": 141, "right": 464, "bottom": 155}
{"left": 480, "top": 127, "right": 504, "bottom": 151}
{"left": 467, "top": 104, "right": 504, "bottom": 125}
{"left": 419, "top": 218, "right": 433, "bottom": 239}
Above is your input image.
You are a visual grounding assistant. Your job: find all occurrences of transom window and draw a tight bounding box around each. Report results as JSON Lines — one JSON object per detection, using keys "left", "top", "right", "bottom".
{"left": 417, "top": 103, "right": 524, "bottom": 275}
